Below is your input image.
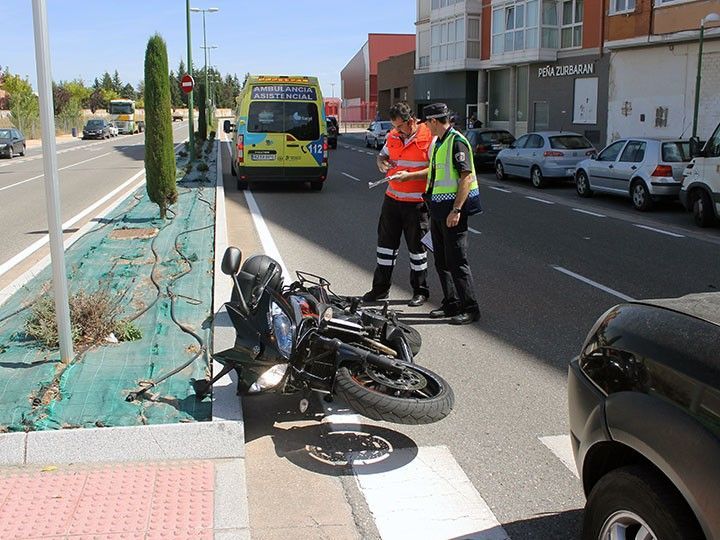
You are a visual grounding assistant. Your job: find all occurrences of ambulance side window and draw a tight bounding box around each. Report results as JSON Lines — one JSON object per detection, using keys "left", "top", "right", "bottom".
{"left": 285, "top": 103, "right": 319, "bottom": 141}
{"left": 707, "top": 125, "right": 720, "bottom": 158}
{"left": 248, "top": 102, "right": 284, "bottom": 133}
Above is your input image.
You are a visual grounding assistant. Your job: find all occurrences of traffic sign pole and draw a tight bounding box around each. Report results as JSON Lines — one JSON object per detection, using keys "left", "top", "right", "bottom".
{"left": 186, "top": 0, "right": 195, "bottom": 161}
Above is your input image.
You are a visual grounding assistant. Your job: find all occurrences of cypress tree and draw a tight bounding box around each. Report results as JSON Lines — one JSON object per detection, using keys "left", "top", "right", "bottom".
{"left": 198, "top": 82, "right": 207, "bottom": 141}
{"left": 143, "top": 34, "right": 177, "bottom": 219}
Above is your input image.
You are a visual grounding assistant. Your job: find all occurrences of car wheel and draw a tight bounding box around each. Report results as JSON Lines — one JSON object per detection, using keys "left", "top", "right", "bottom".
{"left": 691, "top": 189, "right": 716, "bottom": 227}
{"left": 583, "top": 466, "right": 702, "bottom": 540}
{"left": 631, "top": 179, "right": 653, "bottom": 211}
{"left": 375, "top": 138, "right": 382, "bottom": 150}
{"left": 576, "top": 170, "right": 593, "bottom": 198}
{"left": 531, "top": 166, "right": 545, "bottom": 188}
{"left": 365, "top": 136, "right": 371, "bottom": 148}
{"left": 495, "top": 161, "right": 505, "bottom": 181}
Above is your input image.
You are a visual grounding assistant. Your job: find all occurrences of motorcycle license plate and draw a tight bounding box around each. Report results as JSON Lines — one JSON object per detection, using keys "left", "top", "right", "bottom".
{"left": 250, "top": 151, "right": 276, "bottom": 161}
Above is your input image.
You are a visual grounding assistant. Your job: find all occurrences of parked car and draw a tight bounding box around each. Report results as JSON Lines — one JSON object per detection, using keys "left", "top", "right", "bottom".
{"left": 495, "top": 131, "right": 595, "bottom": 188}
{"left": 0, "top": 128, "right": 25, "bottom": 159}
{"left": 569, "top": 292, "right": 720, "bottom": 540}
{"left": 574, "top": 138, "right": 691, "bottom": 211}
{"left": 107, "top": 122, "right": 119, "bottom": 137}
{"left": 466, "top": 129, "right": 515, "bottom": 167}
{"left": 365, "top": 121, "right": 392, "bottom": 150}
{"left": 326, "top": 118, "right": 338, "bottom": 149}
{"left": 680, "top": 121, "right": 720, "bottom": 227}
{"left": 82, "top": 119, "right": 112, "bottom": 140}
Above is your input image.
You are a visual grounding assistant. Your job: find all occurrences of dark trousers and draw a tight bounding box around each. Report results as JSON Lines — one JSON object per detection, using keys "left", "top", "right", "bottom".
{"left": 371, "top": 196, "right": 430, "bottom": 297}
{"left": 429, "top": 213, "right": 479, "bottom": 314}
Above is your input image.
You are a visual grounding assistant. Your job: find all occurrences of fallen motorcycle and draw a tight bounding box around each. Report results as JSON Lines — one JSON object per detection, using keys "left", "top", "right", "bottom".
{"left": 196, "top": 247, "right": 454, "bottom": 425}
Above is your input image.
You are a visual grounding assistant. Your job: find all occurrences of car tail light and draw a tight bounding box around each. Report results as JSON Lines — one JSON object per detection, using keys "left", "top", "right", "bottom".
{"left": 652, "top": 165, "right": 673, "bottom": 177}
{"left": 544, "top": 151, "right": 564, "bottom": 157}
{"left": 476, "top": 144, "right": 488, "bottom": 153}
{"left": 323, "top": 136, "right": 328, "bottom": 164}
{"left": 236, "top": 135, "right": 244, "bottom": 164}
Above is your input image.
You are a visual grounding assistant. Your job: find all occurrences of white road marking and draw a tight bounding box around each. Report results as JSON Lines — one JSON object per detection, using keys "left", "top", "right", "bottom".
{"left": 572, "top": 208, "right": 606, "bottom": 218}
{"left": 539, "top": 435, "right": 579, "bottom": 478}
{"left": 365, "top": 151, "right": 375, "bottom": 155}
{"left": 243, "top": 190, "right": 291, "bottom": 280}
{"left": 633, "top": 224, "right": 685, "bottom": 238}
{"left": 0, "top": 151, "right": 112, "bottom": 192}
{"left": 469, "top": 227, "right": 482, "bottom": 234}
{"left": 552, "top": 266, "right": 635, "bottom": 301}
{"left": 488, "top": 185, "right": 511, "bottom": 193}
{"left": 356, "top": 445, "right": 509, "bottom": 540}
{"left": 525, "top": 195, "right": 555, "bottom": 205}
{"left": 341, "top": 172, "right": 361, "bottom": 182}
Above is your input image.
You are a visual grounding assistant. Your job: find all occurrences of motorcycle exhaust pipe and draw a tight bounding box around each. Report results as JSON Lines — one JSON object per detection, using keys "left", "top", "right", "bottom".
{"left": 314, "top": 336, "right": 407, "bottom": 374}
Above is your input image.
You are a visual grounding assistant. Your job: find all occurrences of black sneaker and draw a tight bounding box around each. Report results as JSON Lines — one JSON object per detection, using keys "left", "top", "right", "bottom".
{"left": 362, "top": 290, "right": 389, "bottom": 302}
{"left": 408, "top": 294, "right": 428, "bottom": 307}
{"left": 449, "top": 311, "right": 481, "bottom": 325}
{"left": 428, "top": 306, "right": 459, "bottom": 319}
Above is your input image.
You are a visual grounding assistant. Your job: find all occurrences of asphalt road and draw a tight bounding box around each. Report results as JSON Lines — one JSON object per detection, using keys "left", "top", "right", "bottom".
{"left": 227, "top": 132, "right": 720, "bottom": 539}
{"left": 0, "top": 124, "right": 188, "bottom": 270}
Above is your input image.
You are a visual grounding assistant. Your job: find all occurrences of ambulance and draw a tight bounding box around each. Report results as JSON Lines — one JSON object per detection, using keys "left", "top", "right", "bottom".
{"left": 223, "top": 75, "right": 328, "bottom": 191}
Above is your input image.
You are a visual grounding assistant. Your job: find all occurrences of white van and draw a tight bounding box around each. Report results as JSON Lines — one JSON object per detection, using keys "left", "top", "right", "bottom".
{"left": 680, "top": 123, "right": 720, "bottom": 227}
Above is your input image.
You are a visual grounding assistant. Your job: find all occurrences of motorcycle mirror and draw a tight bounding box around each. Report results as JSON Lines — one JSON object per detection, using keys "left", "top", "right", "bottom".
{"left": 221, "top": 247, "right": 242, "bottom": 275}
{"left": 320, "top": 306, "right": 334, "bottom": 322}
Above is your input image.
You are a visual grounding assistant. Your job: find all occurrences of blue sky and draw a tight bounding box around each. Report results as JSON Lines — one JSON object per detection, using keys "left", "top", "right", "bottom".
{"left": 6, "top": 1, "right": 416, "bottom": 98}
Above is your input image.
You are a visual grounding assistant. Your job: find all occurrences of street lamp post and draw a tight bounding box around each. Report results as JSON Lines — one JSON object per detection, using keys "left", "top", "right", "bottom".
{"left": 201, "top": 44, "right": 218, "bottom": 109}
{"left": 190, "top": 6, "right": 219, "bottom": 134}
{"left": 692, "top": 12, "right": 720, "bottom": 138}
{"left": 185, "top": 0, "right": 195, "bottom": 161}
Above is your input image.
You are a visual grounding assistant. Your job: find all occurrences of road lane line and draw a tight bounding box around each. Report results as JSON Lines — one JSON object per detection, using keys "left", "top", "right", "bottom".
{"left": 525, "top": 195, "right": 555, "bottom": 205}
{"left": 242, "top": 183, "right": 291, "bottom": 279}
{"left": 572, "top": 208, "right": 606, "bottom": 218}
{"left": 469, "top": 227, "right": 482, "bottom": 234}
{"left": 552, "top": 266, "right": 635, "bottom": 301}
{"left": 0, "top": 151, "right": 112, "bottom": 192}
{"left": 341, "top": 172, "right": 361, "bottom": 182}
{"left": 633, "top": 224, "right": 685, "bottom": 238}
{"left": 488, "top": 185, "right": 511, "bottom": 193}
{"left": 539, "top": 435, "right": 579, "bottom": 478}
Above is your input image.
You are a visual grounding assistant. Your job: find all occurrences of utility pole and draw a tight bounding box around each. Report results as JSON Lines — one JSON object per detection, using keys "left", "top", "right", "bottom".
{"left": 185, "top": 0, "right": 195, "bottom": 160}
{"left": 31, "top": 0, "right": 74, "bottom": 362}
{"left": 191, "top": 7, "right": 219, "bottom": 133}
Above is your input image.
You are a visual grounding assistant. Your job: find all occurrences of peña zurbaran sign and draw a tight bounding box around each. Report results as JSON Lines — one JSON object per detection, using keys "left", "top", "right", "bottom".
{"left": 538, "top": 63, "right": 594, "bottom": 78}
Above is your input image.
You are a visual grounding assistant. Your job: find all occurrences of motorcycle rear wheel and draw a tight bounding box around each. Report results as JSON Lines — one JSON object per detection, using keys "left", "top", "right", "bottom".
{"left": 334, "top": 363, "right": 453, "bottom": 424}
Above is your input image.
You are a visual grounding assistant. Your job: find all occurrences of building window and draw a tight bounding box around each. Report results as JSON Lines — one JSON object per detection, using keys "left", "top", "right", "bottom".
{"left": 430, "top": 16, "right": 466, "bottom": 63}
{"left": 492, "top": 1, "right": 539, "bottom": 54}
{"left": 561, "top": 0, "right": 583, "bottom": 48}
{"left": 419, "top": 55, "right": 430, "bottom": 68}
{"left": 467, "top": 17, "right": 481, "bottom": 58}
{"left": 541, "top": 0, "right": 559, "bottom": 48}
{"left": 431, "top": 0, "right": 462, "bottom": 10}
{"left": 489, "top": 69, "right": 511, "bottom": 121}
{"left": 610, "top": 0, "right": 635, "bottom": 14}
{"left": 517, "top": 66, "right": 529, "bottom": 121}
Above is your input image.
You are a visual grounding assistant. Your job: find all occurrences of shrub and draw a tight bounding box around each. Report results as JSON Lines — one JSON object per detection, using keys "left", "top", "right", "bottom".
{"left": 197, "top": 161, "right": 209, "bottom": 172}
{"left": 113, "top": 320, "right": 142, "bottom": 342}
{"left": 143, "top": 34, "right": 177, "bottom": 220}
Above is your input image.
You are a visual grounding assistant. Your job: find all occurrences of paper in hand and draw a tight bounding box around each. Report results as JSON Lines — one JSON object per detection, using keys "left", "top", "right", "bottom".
{"left": 368, "top": 173, "right": 400, "bottom": 189}
{"left": 420, "top": 231, "right": 433, "bottom": 252}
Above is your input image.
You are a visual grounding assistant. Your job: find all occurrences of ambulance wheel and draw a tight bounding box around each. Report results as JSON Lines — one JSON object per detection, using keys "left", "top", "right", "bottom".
{"left": 237, "top": 178, "right": 248, "bottom": 191}
{"left": 230, "top": 160, "right": 236, "bottom": 176}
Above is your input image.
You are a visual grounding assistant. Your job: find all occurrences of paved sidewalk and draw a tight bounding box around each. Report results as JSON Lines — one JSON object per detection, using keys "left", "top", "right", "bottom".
{"left": 24, "top": 133, "right": 77, "bottom": 150}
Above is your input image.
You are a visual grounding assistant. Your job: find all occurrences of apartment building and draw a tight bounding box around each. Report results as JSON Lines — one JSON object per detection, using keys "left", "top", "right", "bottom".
{"left": 605, "top": 0, "right": 720, "bottom": 142}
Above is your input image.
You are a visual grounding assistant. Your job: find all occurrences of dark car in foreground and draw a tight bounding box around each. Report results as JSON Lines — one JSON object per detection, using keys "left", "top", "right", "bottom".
{"left": 0, "top": 128, "right": 26, "bottom": 158}
{"left": 326, "top": 117, "right": 338, "bottom": 149}
{"left": 569, "top": 292, "right": 720, "bottom": 540}
{"left": 465, "top": 128, "right": 515, "bottom": 167}
{"left": 82, "top": 119, "right": 112, "bottom": 140}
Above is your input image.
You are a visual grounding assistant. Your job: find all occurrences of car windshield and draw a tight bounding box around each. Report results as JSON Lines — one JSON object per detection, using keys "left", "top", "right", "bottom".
{"left": 479, "top": 131, "right": 515, "bottom": 144}
{"left": 550, "top": 135, "right": 593, "bottom": 149}
{"left": 108, "top": 102, "right": 134, "bottom": 114}
{"left": 0, "top": 129, "right": 10, "bottom": 138}
{"left": 87, "top": 120, "right": 104, "bottom": 128}
{"left": 380, "top": 122, "right": 392, "bottom": 131}
{"left": 661, "top": 142, "right": 691, "bottom": 162}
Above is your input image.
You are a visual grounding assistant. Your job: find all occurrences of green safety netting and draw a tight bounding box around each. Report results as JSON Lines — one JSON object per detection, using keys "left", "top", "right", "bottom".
{"left": 0, "top": 143, "right": 218, "bottom": 431}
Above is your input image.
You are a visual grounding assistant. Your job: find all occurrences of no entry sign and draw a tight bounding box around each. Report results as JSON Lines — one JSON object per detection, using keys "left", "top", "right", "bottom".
{"left": 181, "top": 74, "right": 194, "bottom": 94}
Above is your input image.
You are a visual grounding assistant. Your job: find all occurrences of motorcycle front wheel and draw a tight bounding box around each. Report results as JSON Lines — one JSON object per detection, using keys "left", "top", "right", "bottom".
{"left": 334, "top": 363, "right": 453, "bottom": 424}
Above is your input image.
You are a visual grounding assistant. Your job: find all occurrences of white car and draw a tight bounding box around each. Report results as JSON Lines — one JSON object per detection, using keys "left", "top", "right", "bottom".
{"left": 107, "top": 122, "right": 119, "bottom": 137}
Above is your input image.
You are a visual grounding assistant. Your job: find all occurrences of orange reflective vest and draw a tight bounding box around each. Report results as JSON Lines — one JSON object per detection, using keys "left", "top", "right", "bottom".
{"left": 385, "top": 123, "right": 432, "bottom": 203}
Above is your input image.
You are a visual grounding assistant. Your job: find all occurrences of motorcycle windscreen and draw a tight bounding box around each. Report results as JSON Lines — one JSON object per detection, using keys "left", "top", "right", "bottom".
{"left": 245, "top": 101, "right": 286, "bottom": 176}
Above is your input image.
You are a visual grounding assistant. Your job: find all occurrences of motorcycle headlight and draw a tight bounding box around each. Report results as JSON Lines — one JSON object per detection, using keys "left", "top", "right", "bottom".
{"left": 270, "top": 302, "right": 293, "bottom": 359}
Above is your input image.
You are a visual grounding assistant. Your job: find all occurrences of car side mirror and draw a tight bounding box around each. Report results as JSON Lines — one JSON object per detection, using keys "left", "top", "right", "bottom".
{"left": 221, "top": 247, "right": 242, "bottom": 275}
{"left": 509, "top": 143, "right": 516, "bottom": 149}
{"left": 223, "top": 120, "right": 234, "bottom": 133}
{"left": 689, "top": 136, "right": 705, "bottom": 158}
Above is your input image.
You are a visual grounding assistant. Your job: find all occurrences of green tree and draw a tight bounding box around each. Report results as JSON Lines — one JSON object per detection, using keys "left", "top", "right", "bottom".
{"left": 101, "top": 88, "right": 119, "bottom": 108}
{"left": 169, "top": 70, "right": 182, "bottom": 108}
{"left": 112, "top": 70, "right": 122, "bottom": 93}
{"left": 65, "top": 79, "right": 92, "bottom": 108}
{"left": 197, "top": 81, "right": 207, "bottom": 141}
{"left": 176, "top": 59, "right": 188, "bottom": 107}
{"left": 52, "top": 82, "right": 70, "bottom": 116}
{"left": 144, "top": 34, "right": 177, "bottom": 219}
{"left": 1, "top": 72, "right": 39, "bottom": 135}
{"left": 120, "top": 83, "right": 136, "bottom": 100}
{"left": 101, "top": 72, "right": 113, "bottom": 91}
{"left": 88, "top": 88, "right": 104, "bottom": 113}
{"left": 135, "top": 80, "right": 145, "bottom": 109}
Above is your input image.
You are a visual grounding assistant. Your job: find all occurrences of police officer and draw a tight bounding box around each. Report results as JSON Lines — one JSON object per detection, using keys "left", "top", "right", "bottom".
{"left": 394, "top": 103, "right": 481, "bottom": 325}
{"left": 362, "top": 102, "right": 432, "bottom": 307}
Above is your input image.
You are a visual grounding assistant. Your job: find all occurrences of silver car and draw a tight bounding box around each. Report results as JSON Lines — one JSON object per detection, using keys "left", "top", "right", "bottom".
{"left": 365, "top": 121, "right": 392, "bottom": 150}
{"left": 575, "top": 138, "right": 691, "bottom": 211}
{"left": 495, "top": 131, "right": 595, "bottom": 188}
